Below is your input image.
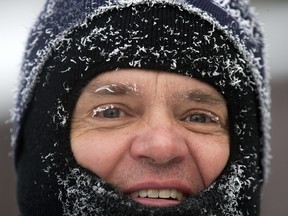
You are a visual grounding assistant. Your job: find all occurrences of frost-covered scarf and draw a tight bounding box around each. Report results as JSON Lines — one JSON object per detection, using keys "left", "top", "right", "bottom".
{"left": 13, "top": 0, "right": 270, "bottom": 215}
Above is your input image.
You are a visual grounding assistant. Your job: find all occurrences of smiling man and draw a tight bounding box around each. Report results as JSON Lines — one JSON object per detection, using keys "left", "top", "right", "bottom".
{"left": 70, "top": 69, "right": 230, "bottom": 206}
{"left": 13, "top": 0, "right": 270, "bottom": 215}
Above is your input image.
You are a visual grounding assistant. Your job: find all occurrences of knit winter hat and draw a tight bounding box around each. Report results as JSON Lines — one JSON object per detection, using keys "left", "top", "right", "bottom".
{"left": 13, "top": 0, "right": 270, "bottom": 215}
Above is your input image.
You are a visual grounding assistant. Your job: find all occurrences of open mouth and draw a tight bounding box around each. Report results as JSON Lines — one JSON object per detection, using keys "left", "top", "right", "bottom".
{"left": 129, "top": 189, "right": 186, "bottom": 206}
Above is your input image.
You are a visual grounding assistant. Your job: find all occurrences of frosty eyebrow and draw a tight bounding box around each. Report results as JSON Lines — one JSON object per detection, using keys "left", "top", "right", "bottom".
{"left": 177, "top": 89, "right": 226, "bottom": 106}
{"left": 86, "top": 83, "right": 139, "bottom": 97}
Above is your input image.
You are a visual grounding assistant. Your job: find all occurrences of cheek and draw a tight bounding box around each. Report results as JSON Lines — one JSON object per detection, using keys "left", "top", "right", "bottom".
{"left": 187, "top": 134, "right": 229, "bottom": 187}
{"left": 70, "top": 130, "right": 128, "bottom": 179}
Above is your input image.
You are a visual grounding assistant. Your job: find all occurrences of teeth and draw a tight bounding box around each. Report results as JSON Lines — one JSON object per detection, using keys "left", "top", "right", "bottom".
{"left": 159, "top": 189, "right": 171, "bottom": 199}
{"left": 139, "top": 190, "right": 148, "bottom": 198}
{"left": 147, "top": 189, "right": 158, "bottom": 198}
{"left": 170, "top": 189, "right": 178, "bottom": 199}
{"left": 130, "top": 192, "right": 138, "bottom": 198}
{"left": 177, "top": 192, "right": 183, "bottom": 201}
{"left": 130, "top": 189, "right": 185, "bottom": 201}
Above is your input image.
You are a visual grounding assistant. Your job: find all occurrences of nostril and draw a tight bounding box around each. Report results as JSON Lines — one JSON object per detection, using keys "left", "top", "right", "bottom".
{"left": 145, "top": 156, "right": 184, "bottom": 167}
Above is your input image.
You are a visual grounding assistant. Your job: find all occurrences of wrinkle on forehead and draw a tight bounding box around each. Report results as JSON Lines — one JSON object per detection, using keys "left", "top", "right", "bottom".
{"left": 156, "top": 72, "right": 226, "bottom": 106}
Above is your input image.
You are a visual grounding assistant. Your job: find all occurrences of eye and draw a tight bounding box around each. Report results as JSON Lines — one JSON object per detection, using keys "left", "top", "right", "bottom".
{"left": 183, "top": 111, "right": 220, "bottom": 124}
{"left": 92, "top": 105, "right": 126, "bottom": 119}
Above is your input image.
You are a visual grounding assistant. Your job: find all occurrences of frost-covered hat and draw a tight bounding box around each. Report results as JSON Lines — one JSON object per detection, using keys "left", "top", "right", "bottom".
{"left": 13, "top": 0, "right": 270, "bottom": 215}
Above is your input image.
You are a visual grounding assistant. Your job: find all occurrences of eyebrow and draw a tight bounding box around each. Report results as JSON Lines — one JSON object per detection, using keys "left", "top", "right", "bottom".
{"left": 85, "top": 83, "right": 139, "bottom": 97}
{"left": 176, "top": 89, "right": 226, "bottom": 106}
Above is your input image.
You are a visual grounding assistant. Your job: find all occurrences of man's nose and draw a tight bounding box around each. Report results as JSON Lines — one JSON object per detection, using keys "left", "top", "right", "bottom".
{"left": 130, "top": 121, "right": 188, "bottom": 165}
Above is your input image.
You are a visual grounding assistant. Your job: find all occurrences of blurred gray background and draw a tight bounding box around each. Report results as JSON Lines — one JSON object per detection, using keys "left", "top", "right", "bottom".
{"left": 1, "top": 0, "right": 287, "bottom": 215}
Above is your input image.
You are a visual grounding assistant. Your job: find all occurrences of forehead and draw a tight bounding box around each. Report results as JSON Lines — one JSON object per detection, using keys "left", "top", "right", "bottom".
{"left": 82, "top": 68, "right": 225, "bottom": 104}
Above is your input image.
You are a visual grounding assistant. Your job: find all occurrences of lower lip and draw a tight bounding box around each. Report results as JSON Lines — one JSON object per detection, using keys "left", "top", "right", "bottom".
{"left": 132, "top": 197, "right": 181, "bottom": 207}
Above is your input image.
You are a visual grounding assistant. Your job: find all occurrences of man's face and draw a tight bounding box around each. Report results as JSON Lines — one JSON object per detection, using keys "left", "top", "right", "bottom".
{"left": 70, "top": 69, "right": 229, "bottom": 207}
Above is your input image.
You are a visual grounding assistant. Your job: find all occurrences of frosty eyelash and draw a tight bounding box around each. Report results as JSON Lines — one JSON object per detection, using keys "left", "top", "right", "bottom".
{"left": 201, "top": 112, "right": 220, "bottom": 124}
{"left": 92, "top": 105, "right": 118, "bottom": 118}
{"left": 183, "top": 111, "right": 221, "bottom": 125}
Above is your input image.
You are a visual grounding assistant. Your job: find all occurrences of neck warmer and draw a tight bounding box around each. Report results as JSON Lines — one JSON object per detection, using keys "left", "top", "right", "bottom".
{"left": 12, "top": 0, "right": 271, "bottom": 215}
